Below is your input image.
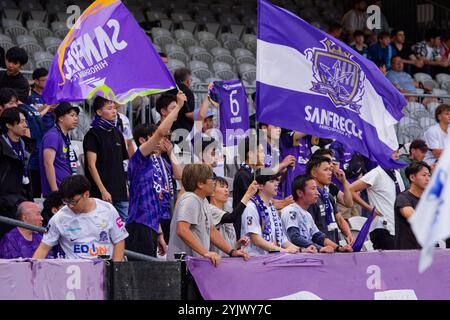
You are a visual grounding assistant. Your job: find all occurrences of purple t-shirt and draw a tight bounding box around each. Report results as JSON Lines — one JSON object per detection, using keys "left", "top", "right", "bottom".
{"left": 0, "top": 228, "right": 44, "bottom": 259}
{"left": 39, "top": 127, "right": 72, "bottom": 197}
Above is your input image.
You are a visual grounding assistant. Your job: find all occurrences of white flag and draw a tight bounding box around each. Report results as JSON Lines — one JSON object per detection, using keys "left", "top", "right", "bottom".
{"left": 410, "top": 134, "right": 450, "bottom": 273}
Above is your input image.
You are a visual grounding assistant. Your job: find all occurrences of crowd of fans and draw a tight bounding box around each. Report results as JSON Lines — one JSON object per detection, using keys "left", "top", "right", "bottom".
{"left": 0, "top": 0, "right": 449, "bottom": 266}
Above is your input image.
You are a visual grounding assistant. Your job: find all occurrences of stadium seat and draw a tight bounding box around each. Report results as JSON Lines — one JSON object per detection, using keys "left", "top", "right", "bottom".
{"left": 27, "top": 20, "right": 52, "bottom": 40}
{"left": 348, "top": 216, "right": 368, "bottom": 231}
{"left": 239, "top": 63, "right": 257, "bottom": 83}
{"left": 51, "top": 21, "right": 69, "bottom": 38}
{"left": 205, "top": 77, "right": 223, "bottom": 84}
{"left": 0, "top": 33, "right": 15, "bottom": 51}
{"left": 171, "top": 12, "right": 193, "bottom": 23}
{"left": 44, "top": 0, "right": 66, "bottom": 14}
{"left": 398, "top": 116, "right": 423, "bottom": 143}
{"left": 18, "top": 0, "right": 44, "bottom": 12}
{"left": 406, "top": 102, "right": 429, "bottom": 120}
{"left": 3, "top": 19, "right": 28, "bottom": 38}
{"left": 2, "top": 8, "right": 21, "bottom": 20}
{"left": 436, "top": 73, "right": 450, "bottom": 85}
{"left": 413, "top": 72, "right": 433, "bottom": 83}
{"left": 233, "top": 48, "right": 256, "bottom": 65}
{"left": 34, "top": 51, "right": 53, "bottom": 69}
{"left": 427, "top": 102, "right": 440, "bottom": 117}
{"left": 43, "top": 36, "right": 62, "bottom": 54}
{"left": 16, "top": 34, "right": 43, "bottom": 55}
{"left": 166, "top": 58, "right": 185, "bottom": 73}
{"left": 213, "top": 61, "right": 235, "bottom": 80}
{"left": 211, "top": 47, "right": 236, "bottom": 66}
{"left": 174, "top": 29, "right": 198, "bottom": 49}
{"left": 30, "top": 10, "right": 48, "bottom": 22}
{"left": 241, "top": 33, "right": 257, "bottom": 52}
{"left": 165, "top": 43, "right": 190, "bottom": 64}
{"left": 188, "top": 46, "right": 213, "bottom": 65}
{"left": 0, "top": 0, "right": 17, "bottom": 10}
{"left": 419, "top": 116, "right": 435, "bottom": 131}
{"left": 197, "top": 31, "right": 221, "bottom": 51}
{"left": 221, "top": 33, "right": 244, "bottom": 51}
{"left": 189, "top": 60, "right": 212, "bottom": 82}
{"left": 151, "top": 27, "right": 175, "bottom": 48}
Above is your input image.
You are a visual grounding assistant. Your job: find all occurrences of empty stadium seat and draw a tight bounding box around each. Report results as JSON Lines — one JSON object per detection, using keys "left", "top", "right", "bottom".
{"left": 348, "top": 216, "right": 368, "bottom": 231}
{"left": 165, "top": 43, "right": 189, "bottom": 63}
{"left": 51, "top": 21, "right": 69, "bottom": 38}
{"left": 0, "top": 33, "right": 15, "bottom": 51}
{"left": 241, "top": 33, "right": 257, "bottom": 53}
{"left": 189, "top": 60, "right": 212, "bottom": 82}
{"left": 419, "top": 116, "right": 435, "bottom": 131}
{"left": 197, "top": 31, "right": 221, "bottom": 51}
{"left": 211, "top": 47, "right": 236, "bottom": 66}
{"left": 174, "top": 29, "right": 198, "bottom": 49}
{"left": 43, "top": 36, "right": 61, "bottom": 54}
{"left": 16, "top": 34, "right": 43, "bottom": 54}
{"left": 27, "top": 20, "right": 52, "bottom": 40}
{"left": 213, "top": 61, "right": 235, "bottom": 80}
{"left": 3, "top": 19, "right": 28, "bottom": 38}
{"left": 239, "top": 63, "right": 256, "bottom": 83}
{"left": 221, "top": 33, "right": 244, "bottom": 51}
{"left": 413, "top": 72, "right": 433, "bottom": 83}
{"left": 33, "top": 51, "right": 53, "bottom": 69}
{"left": 167, "top": 59, "right": 186, "bottom": 73}
{"left": 188, "top": 46, "right": 213, "bottom": 65}
{"left": 233, "top": 48, "right": 256, "bottom": 65}
{"left": 427, "top": 102, "right": 441, "bottom": 117}
{"left": 151, "top": 27, "right": 175, "bottom": 48}
{"left": 406, "top": 102, "right": 429, "bottom": 120}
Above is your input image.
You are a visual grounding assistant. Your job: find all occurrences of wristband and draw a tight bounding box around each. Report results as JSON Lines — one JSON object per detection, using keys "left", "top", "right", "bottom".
{"left": 228, "top": 249, "right": 236, "bottom": 257}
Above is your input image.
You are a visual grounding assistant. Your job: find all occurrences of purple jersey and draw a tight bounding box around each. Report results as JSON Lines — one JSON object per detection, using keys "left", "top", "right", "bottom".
{"left": 0, "top": 228, "right": 50, "bottom": 259}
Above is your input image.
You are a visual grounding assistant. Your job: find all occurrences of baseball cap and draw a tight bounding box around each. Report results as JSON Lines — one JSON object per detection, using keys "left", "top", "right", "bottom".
{"left": 54, "top": 102, "right": 80, "bottom": 118}
{"left": 194, "top": 108, "right": 214, "bottom": 121}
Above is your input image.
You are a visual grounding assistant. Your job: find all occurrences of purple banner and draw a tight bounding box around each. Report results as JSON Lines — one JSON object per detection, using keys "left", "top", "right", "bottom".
{"left": 210, "top": 80, "right": 250, "bottom": 146}
{"left": 187, "top": 250, "right": 450, "bottom": 300}
{"left": 0, "top": 259, "right": 104, "bottom": 300}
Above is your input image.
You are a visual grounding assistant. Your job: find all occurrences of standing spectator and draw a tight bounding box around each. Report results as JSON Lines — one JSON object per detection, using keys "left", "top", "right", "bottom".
{"left": 399, "top": 139, "right": 429, "bottom": 188}
{"left": 0, "top": 47, "right": 29, "bottom": 104}
{"left": 68, "top": 105, "right": 91, "bottom": 142}
{"left": 0, "top": 201, "right": 49, "bottom": 259}
{"left": 281, "top": 175, "right": 353, "bottom": 253}
{"left": 341, "top": 0, "right": 369, "bottom": 41}
{"left": 240, "top": 173, "right": 301, "bottom": 256}
{"left": 351, "top": 30, "right": 369, "bottom": 58}
{"left": 209, "top": 177, "right": 258, "bottom": 256}
{"left": 0, "top": 87, "right": 18, "bottom": 116}
{"left": 83, "top": 96, "right": 129, "bottom": 222}
{"left": 306, "top": 157, "right": 353, "bottom": 245}
{"left": 167, "top": 164, "right": 249, "bottom": 266}
{"left": 368, "top": 32, "right": 396, "bottom": 70}
{"left": 350, "top": 161, "right": 406, "bottom": 250}
{"left": 394, "top": 162, "right": 431, "bottom": 250}
{"left": 40, "top": 102, "right": 79, "bottom": 197}
{"left": 413, "top": 28, "right": 449, "bottom": 76}
{"left": 386, "top": 56, "right": 432, "bottom": 95}
{"left": 423, "top": 104, "right": 450, "bottom": 165}
{"left": 126, "top": 92, "right": 185, "bottom": 257}
{"left": 390, "top": 29, "right": 424, "bottom": 75}
{"left": 33, "top": 175, "right": 128, "bottom": 261}
{"left": 28, "top": 68, "right": 56, "bottom": 133}
{"left": 327, "top": 23, "right": 343, "bottom": 41}
{"left": 375, "top": 60, "right": 387, "bottom": 75}
{"left": 172, "top": 68, "right": 195, "bottom": 134}
{"left": 0, "top": 108, "right": 32, "bottom": 238}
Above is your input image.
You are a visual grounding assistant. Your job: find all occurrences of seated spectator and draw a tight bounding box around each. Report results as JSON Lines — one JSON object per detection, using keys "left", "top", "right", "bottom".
{"left": 33, "top": 175, "right": 128, "bottom": 261}
{"left": 0, "top": 88, "right": 19, "bottom": 116}
{"left": 391, "top": 29, "right": 424, "bottom": 74}
{"left": 281, "top": 175, "right": 353, "bottom": 253}
{"left": 0, "top": 201, "right": 49, "bottom": 259}
{"left": 413, "top": 28, "right": 449, "bottom": 76}
{"left": 167, "top": 164, "right": 249, "bottom": 267}
{"left": 327, "top": 23, "right": 343, "bottom": 41}
{"left": 0, "top": 47, "right": 30, "bottom": 104}
{"left": 386, "top": 56, "right": 433, "bottom": 96}
{"left": 341, "top": 0, "right": 369, "bottom": 42}
{"left": 440, "top": 33, "right": 450, "bottom": 62}
{"left": 423, "top": 104, "right": 450, "bottom": 165}
{"left": 40, "top": 102, "right": 79, "bottom": 197}
{"left": 395, "top": 162, "right": 431, "bottom": 249}
{"left": 41, "top": 191, "right": 64, "bottom": 227}
{"left": 209, "top": 177, "right": 258, "bottom": 256}
{"left": 240, "top": 173, "right": 302, "bottom": 256}
{"left": 0, "top": 108, "right": 32, "bottom": 239}
{"left": 399, "top": 139, "right": 429, "bottom": 188}
{"left": 368, "top": 32, "right": 396, "bottom": 70}
{"left": 351, "top": 30, "right": 369, "bottom": 58}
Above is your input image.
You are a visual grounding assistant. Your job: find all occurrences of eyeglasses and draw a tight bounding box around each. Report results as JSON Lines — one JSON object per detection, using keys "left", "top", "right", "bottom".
{"left": 63, "top": 196, "right": 83, "bottom": 206}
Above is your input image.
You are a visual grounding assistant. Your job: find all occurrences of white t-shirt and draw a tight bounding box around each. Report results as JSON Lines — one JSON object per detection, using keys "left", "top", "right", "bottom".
{"left": 361, "top": 166, "right": 405, "bottom": 235}
{"left": 42, "top": 199, "right": 129, "bottom": 259}
{"left": 423, "top": 124, "right": 448, "bottom": 164}
{"left": 281, "top": 203, "right": 320, "bottom": 243}
{"left": 241, "top": 201, "right": 288, "bottom": 256}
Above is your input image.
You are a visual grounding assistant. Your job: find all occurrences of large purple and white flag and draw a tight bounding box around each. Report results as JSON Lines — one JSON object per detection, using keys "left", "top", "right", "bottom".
{"left": 256, "top": 0, "right": 407, "bottom": 169}
{"left": 42, "top": 0, "right": 176, "bottom": 104}
{"left": 210, "top": 80, "right": 250, "bottom": 146}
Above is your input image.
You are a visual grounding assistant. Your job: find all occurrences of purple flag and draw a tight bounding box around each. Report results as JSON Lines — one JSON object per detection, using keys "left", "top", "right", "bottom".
{"left": 42, "top": 0, "right": 176, "bottom": 105}
{"left": 209, "top": 80, "right": 249, "bottom": 146}
{"left": 352, "top": 207, "right": 375, "bottom": 252}
{"left": 256, "top": 0, "right": 407, "bottom": 169}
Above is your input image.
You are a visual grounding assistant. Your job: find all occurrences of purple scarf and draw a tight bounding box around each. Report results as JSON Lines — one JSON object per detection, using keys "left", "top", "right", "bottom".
{"left": 91, "top": 115, "right": 116, "bottom": 132}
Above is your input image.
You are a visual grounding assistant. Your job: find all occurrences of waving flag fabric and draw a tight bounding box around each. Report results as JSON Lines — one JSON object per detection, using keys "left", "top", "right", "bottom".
{"left": 42, "top": 0, "right": 176, "bottom": 104}
{"left": 256, "top": 0, "right": 407, "bottom": 169}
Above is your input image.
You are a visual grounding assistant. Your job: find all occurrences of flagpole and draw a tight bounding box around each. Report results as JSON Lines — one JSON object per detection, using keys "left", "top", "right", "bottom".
{"left": 253, "top": 113, "right": 258, "bottom": 181}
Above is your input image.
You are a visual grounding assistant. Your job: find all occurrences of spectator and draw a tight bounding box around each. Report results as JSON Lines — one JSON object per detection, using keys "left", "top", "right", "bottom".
{"left": 167, "top": 164, "right": 249, "bottom": 266}
{"left": 172, "top": 68, "right": 195, "bottom": 134}
{"left": 159, "top": 52, "right": 169, "bottom": 65}
{"left": 33, "top": 175, "right": 128, "bottom": 261}
{"left": 41, "top": 191, "right": 63, "bottom": 227}
{"left": 390, "top": 29, "right": 424, "bottom": 74}
{"left": 351, "top": 30, "right": 369, "bottom": 58}
{"left": 281, "top": 175, "right": 353, "bottom": 253}
{"left": 375, "top": 59, "right": 387, "bottom": 75}
{"left": 232, "top": 136, "right": 265, "bottom": 238}
{"left": 440, "top": 33, "right": 450, "bottom": 62}
{"left": 0, "top": 201, "right": 49, "bottom": 259}
{"left": 83, "top": 96, "right": 129, "bottom": 222}
{"left": 306, "top": 156, "right": 353, "bottom": 245}
{"left": 341, "top": 0, "right": 369, "bottom": 41}
{"left": 0, "top": 108, "right": 32, "bottom": 239}
{"left": 0, "top": 47, "right": 30, "bottom": 104}
{"left": 115, "top": 103, "right": 135, "bottom": 158}
{"left": 413, "top": 28, "right": 449, "bottom": 76}
{"left": 350, "top": 158, "right": 406, "bottom": 250}
{"left": 28, "top": 68, "right": 56, "bottom": 133}
{"left": 394, "top": 161, "right": 431, "bottom": 250}
{"left": 399, "top": 139, "right": 429, "bottom": 188}
{"left": 209, "top": 177, "right": 258, "bottom": 256}
{"left": 240, "top": 173, "right": 301, "bottom": 256}
{"left": 155, "top": 94, "right": 178, "bottom": 126}
{"left": 327, "top": 23, "right": 343, "bottom": 41}
{"left": 40, "top": 102, "right": 79, "bottom": 197}
{"left": 368, "top": 32, "right": 396, "bottom": 70}
{"left": 0, "top": 87, "right": 19, "bottom": 116}
{"left": 68, "top": 105, "right": 91, "bottom": 142}
{"left": 423, "top": 104, "right": 450, "bottom": 165}
{"left": 386, "top": 56, "right": 432, "bottom": 95}
{"left": 126, "top": 92, "right": 185, "bottom": 258}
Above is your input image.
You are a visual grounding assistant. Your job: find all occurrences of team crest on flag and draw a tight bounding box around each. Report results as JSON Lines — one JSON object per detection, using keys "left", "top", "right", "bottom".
{"left": 306, "top": 39, "right": 365, "bottom": 114}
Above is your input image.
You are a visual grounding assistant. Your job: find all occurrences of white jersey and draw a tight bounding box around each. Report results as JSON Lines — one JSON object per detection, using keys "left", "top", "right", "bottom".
{"left": 42, "top": 199, "right": 129, "bottom": 259}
